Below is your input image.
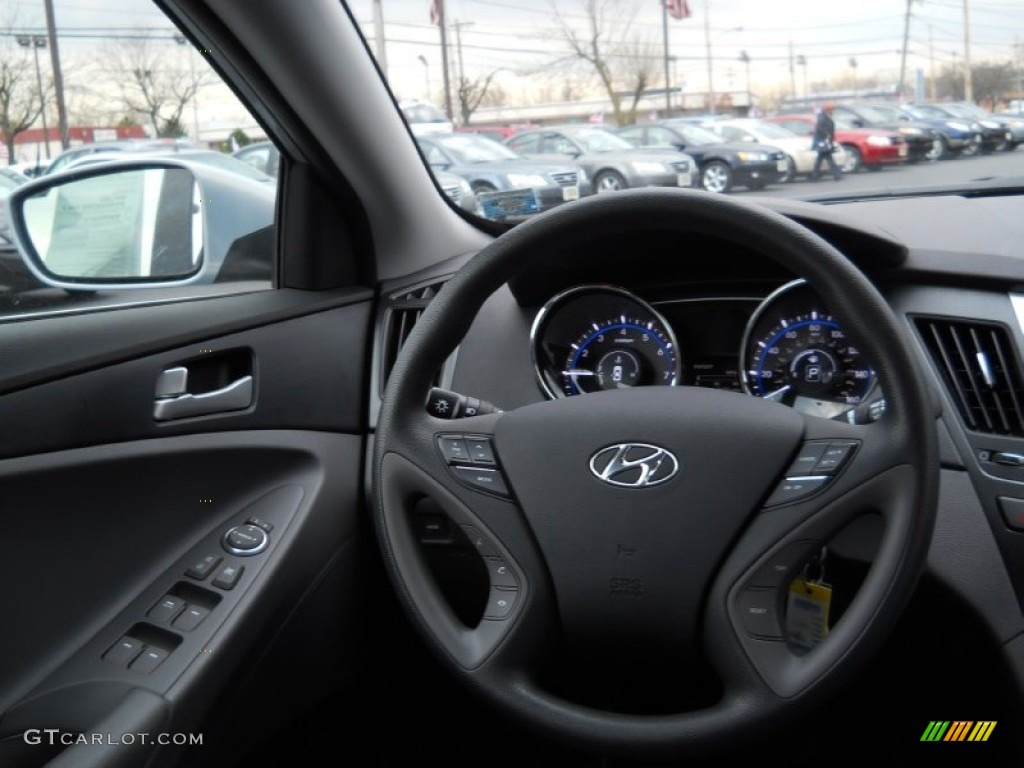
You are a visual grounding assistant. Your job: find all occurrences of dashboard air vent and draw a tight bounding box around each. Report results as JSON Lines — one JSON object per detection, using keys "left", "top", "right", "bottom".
{"left": 915, "top": 317, "right": 1024, "bottom": 436}
{"left": 379, "top": 280, "right": 448, "bottom": 394}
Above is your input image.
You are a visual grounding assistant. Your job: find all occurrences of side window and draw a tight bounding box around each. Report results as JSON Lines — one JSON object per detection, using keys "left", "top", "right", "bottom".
{"left": 646, "top": 127, "right": 677, "bottom": 146}
{"left": 0, "top": 7, "right": 279, "bottom": 320}
{"left": 618, "top": 127, "right": 646, "bottom": 146}
{"left": 717, "top": 126, "right": 746, "bottom": 142}
{"left": 781, "top": 120, "right": 811, "bottom": 135}
{"left": 542, "top": 134, "right": 576, "bottom": 155}
{"left": 507, "top": 134, "right": 539, "bottom": 154}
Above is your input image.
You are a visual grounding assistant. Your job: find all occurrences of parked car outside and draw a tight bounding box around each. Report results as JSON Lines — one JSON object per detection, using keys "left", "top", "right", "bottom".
{"left": 992, "top": 111, "right": 1024, "bottom": 149}
{"left": 506, "top": 125, "right": 696, "bottom": 192}
{"left": 615, "top": 120, "right": 786, "bottom": 193}
{"left": 417, "top": 132, "right": 590, "bottom": 219}
{"left": 232, "top": 141, "right": 280, "bottom": 177}
{"left": 899, "top": 104, "right": 984, "bottom": 158}
{"left": 907, "top": 103, "right": 1006, "bottom": 154}
{"left": 766, "top": 113, "right": 907, "bottom": 173}
{"left": 399, "top": 100, "right": 453, "bottom": 136}
{"left": 831, "top": 103, "right": 939, "bottom": 162}
{"left": 41, "top": 138, "right": 201, "bottom": 176}
{"left": 933, "top": 102, "right": 1020, "bottom": 151}
{"left": 0, "top": 167, "right": 29, "bottom": 195}
{"left": 700, "top": 117, "right": 848, "bottom": 182}
{"left": 65, "top": 150, "right": 275, "bottom": 184}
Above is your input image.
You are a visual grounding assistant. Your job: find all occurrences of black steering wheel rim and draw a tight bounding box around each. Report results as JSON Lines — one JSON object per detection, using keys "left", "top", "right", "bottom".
{"left": 373, "top": 188, "right": 938, "bottom": 758}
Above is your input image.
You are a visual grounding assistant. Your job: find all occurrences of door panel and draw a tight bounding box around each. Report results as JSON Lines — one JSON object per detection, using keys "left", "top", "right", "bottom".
{"left": 0, "top": 292, "right": 373, "bottom": 766}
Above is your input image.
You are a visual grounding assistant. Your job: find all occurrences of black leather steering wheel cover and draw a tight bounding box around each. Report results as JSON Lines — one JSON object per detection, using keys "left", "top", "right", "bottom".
{"left": 372, "top": 188, "right": 938, "bottom": 757}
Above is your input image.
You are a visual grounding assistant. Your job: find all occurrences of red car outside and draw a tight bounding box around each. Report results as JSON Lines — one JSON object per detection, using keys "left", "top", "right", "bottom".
{"left": 766, "top": 114, "right": 908, "bottom": 173}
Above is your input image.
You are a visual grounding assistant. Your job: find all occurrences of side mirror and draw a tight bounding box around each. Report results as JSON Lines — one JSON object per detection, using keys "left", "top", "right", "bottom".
{"left": 6, "top": 161, "right": 274, "bottom": 291}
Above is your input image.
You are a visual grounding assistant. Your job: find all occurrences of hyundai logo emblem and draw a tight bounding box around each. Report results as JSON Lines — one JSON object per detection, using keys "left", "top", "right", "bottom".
{"left": 589, "top": 443, "right": 679, "bottom": 488}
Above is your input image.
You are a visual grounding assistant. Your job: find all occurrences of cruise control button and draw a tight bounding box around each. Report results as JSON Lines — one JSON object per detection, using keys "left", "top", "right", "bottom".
{"left": 465, "top": 435, "right": 496, "bottom": 464}
{"left": 764, "top": 476, "right": 829, "bottom": 506}
{"left": 785, "top": 443, "right": 828, "bottom": 476}
{"left": 129, "top": 647, "right": 169, "bottom": 675}
{"left": 452, "top": 466, "right": 510, "bottom": 497}
{"left": 737, "top": 589, "right": 782, "bottom": 638}
{"left": 186, "top": 554, "right": 222, "bottom": 581}
{"left": 104, "top": 636, "right": 144, "bottom": 666}
{"left": 437, "top": 435, "right": 470, "bottom": 463}
{"left": 223, "top": 524, "right": 268, "bottom": 556}
{"left": 212, "top": 563, "right": 244, "bottom": 590}
{"left": 172, "top": 605, "right": 210, "bottom": 632}
{"left": 147, "top": 595, "right": 186, "bottom": 623}
{"left": 461, "top": 526, "right": 499, "bottom": 558}
{"left": 485, "top": 558, "right": 518, "bottom": 588}
{"left": 747, "top": 543, "right": 819, "bottom": 588}
{"left": 483, "top": 587, "right": 518, "bottom": 619}
{"left": 813, "top": 441, "right": 858, "bottom": 474}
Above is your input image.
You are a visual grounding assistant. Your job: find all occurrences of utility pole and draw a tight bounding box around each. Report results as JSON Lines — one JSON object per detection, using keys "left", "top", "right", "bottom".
{"left": 43, "top": 0, "right": 69, "bottom": 149}
{"left": 739, "top": 51, "right": 751, "bottom": 114}
{"left": 963, "top": 0, "right": 973, "bottom": 101}
{"left": 372, "top": 0, "right": 388, "bottom": 80}
{"left": 662, "top": 0, "right": 671, "bottom": 114}
{"left": 437, "top": 1, "right": 453, "bottom": 121}
{"left": 898, "top": 0, "right": 912, "bottom": 101}
{"left": 796, "top": 54, "right": 807, "bottom": 99}
{"left": 788, "top": 40, "right": 795, "bottom": 101}
{"left": 929, "top": 24, "right": 936, "bottom": 100}
{"left": 452, "top": 21, "right": 473, "bottom": 125}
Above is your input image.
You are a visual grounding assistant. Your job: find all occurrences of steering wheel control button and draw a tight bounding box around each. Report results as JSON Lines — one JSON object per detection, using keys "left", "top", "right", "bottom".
{"left": 129, "top": 646, "right": 170, "bottom": 675}
{"left": 414, "top": 514, "right": 453, "bottom": 544}
{"left": 104, "top": 636, "right": 144, "bottom": 666}
{"left": 147, "top": 595, "right": 186, "bottom": 624}
{"left": 811, "top": 441, "right": 858, "bottom": 474}
{"left": 452, "top": 466, "right": 511, "bottom": 497}
{"left": 461, "top": 526, "right": 499, "bottom": 558}
{"left": 483, "top": 587, "right": 518, "bottom": 620}
{"left": 998, "top": 497, "right": 1024, "bottom": 531}
{"left": 222, "top": 524, "right": 269, "bottom": 556}
{"left": 747, "top": 544, "right": 819, "bottom": 588}
{"left": 212, "top": 563, "right": 244, "bottom": 590}
{"left": 785, "top": 443, "right": 829, "bottom": 476}
{"left": 438, "top": 435, "right": 470, "bottom": 463}
{"left": 485, "top": 558, "right": 519, "bottom": 588}
{"left": 737, "top": 589, "right": 783, "bottom": 638}
{"left": 465, "top": 436, "right": 496, "bottom": 464}
{"left": 765, "top": 475, "right": 830, "bottom": 506}
{"left": 186, "top": 554, "right": 222, "bottom": 581}
{"left": 172, "top": 605, "right": 210, "bottom": 632}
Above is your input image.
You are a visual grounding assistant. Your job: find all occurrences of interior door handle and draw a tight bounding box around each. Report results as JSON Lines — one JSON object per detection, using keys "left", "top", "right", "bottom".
{"left": 154, "top": 374, "right": 253, "bottom": 421}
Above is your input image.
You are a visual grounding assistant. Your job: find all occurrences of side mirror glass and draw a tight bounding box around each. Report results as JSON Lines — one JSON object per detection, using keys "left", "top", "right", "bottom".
{"left": 11, "top": 167, "right": 203, "bottom": 286}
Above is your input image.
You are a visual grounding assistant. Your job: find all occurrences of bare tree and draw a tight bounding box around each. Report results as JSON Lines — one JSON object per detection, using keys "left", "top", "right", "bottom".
{"left": 100, "top": 35, "right": 213, "bottom": 137}
{"left": 550, "top": 0, "right": 656, "bottom": 126}
{"left": 457, "top": 70, "right": 500, "bottom": 126}
{"left": 0, "top": 33, "right": 45, "bottom": 163}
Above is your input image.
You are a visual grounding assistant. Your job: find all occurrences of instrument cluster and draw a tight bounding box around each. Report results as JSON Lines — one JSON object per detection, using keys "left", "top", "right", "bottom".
{"left": 531, "top": 281, "right": 881, "bottom": 421}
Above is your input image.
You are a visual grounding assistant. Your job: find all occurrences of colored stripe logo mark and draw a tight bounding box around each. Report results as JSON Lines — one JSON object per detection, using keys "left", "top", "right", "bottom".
{"left": 921, "top": 721, "right": 996, "bottom": 742}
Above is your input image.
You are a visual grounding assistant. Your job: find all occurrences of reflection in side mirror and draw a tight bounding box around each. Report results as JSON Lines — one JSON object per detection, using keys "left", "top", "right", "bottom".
{"left": 16, "top": 167, "right": 203, "bottom": 284}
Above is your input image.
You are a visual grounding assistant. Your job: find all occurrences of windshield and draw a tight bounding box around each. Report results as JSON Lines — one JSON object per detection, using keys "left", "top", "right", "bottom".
{"left": 853, "top": 105, "right": 900, "bottom": 123}
{"left": 671, "top": 124, "right": 723, "bottom": 146}
{"left": 742, "top": 121, "right": 797, "bottom": 140}
{"left": 565, "top": 129, "right": 634, "bottom": 153}
{"left": 430, "top": 134, "right": 520, "bottom": 163}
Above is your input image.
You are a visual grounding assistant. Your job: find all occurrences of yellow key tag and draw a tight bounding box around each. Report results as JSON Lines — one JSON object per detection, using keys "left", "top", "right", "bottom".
{"left": 786, "top": 579, "right": 832, "bottom": 654}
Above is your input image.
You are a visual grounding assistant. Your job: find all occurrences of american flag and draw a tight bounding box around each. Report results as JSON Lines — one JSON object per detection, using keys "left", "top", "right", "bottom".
{"left": 430, "top": 0, "right": 443, "bottom": 26}
{"left": 665, "top": 0, "right": 691, "bottom": 20}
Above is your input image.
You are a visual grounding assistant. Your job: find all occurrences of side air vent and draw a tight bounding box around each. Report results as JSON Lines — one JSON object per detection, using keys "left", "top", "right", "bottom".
{"left": 379, "top": 279, "right": 449, "bottom": 394}
{"left": 915, "top": 317, "right": 1024, "bottom": 436}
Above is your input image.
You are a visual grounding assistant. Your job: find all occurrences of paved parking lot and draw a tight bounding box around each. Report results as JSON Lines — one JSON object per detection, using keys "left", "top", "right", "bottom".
{"left": 740, "top": 147, "right": 1024, "bottom": 198}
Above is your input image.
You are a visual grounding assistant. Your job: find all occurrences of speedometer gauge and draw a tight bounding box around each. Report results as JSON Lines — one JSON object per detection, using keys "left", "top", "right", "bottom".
{"left": 740, "top": 280, "right": 875, "bottom": 419}
{"left": 532, "top": 286, "right": 681, "bottom": 399}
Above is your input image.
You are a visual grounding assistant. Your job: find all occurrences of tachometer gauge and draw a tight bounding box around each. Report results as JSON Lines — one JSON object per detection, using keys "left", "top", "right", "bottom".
{"left": 740, "top": 280, "right": 875, "bottom": 418}
{"left": 532, "top": 286, "right": 681, "bottom": 399}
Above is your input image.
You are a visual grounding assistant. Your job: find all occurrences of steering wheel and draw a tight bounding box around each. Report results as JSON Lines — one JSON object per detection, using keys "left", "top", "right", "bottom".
{"left": 372, "top": 189, "right": 938, "bottom": 758}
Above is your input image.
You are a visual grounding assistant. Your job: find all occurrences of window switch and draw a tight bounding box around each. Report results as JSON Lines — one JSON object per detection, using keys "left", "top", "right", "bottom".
{"left": 103, "top": 636, "right": 144, "bottom": 666}
{"left": 147, "top": 595, "right": 185, "bottom": 624}
{"left": 212, "top": 563, "right": 244, "bottom": 590}
{"left": 129, "top": 646, "right": 169, "bottom": 675}
{"left": 172, "top": 604, "right": 210, "bottom": 632}
{"left": 186, "top": 554, "right": 222, "bottom": 581}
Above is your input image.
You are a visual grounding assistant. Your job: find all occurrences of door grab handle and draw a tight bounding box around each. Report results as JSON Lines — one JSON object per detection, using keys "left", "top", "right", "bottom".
{"left": 153, "top": 375, "right": 253, "bottom": 421}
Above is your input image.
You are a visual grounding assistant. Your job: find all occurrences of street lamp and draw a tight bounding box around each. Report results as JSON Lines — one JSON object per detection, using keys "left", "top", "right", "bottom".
{"left": 849, "top": 57, "right": 859, "bottom": 100}
{"left": 16, "top": 34, "right": 50, "bottom": 160}
{"left": 417, "top": 54, "right": 430, "bottom": 102}
{"left": 706, "top": 26, "right": 743, "bottom": 115}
